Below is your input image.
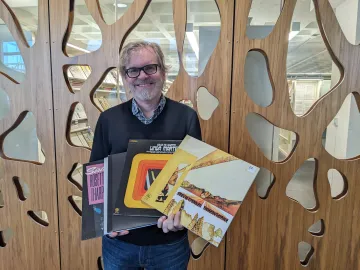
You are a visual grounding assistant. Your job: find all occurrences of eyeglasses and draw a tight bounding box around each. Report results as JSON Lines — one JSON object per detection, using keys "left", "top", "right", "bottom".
{"left": 125, "top": 64, "right": 159, "bottom": 78}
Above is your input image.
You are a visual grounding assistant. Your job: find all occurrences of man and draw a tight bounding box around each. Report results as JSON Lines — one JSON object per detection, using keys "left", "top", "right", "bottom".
{"left": 90, "top": 41, "right": 202, "bottom": 269}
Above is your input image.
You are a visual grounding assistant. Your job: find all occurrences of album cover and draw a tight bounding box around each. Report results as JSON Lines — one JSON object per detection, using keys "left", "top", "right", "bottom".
{"left": 142, "top": 135, "right": 260, "bottom": 247}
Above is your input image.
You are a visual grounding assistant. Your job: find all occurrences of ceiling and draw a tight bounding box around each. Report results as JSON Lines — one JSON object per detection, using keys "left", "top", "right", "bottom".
{"left": 0, "top": 0, "right": 352, "bottom": 81}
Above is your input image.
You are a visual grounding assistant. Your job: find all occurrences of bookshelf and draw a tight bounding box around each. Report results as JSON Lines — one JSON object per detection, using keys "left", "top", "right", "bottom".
{"left": 70, "top": 103, "right": 94, "bottom": 149}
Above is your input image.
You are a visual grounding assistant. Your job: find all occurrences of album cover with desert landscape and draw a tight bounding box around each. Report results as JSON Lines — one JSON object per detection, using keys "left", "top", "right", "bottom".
{"left": 142, "top": 135, "right": 260, "bottom": 247}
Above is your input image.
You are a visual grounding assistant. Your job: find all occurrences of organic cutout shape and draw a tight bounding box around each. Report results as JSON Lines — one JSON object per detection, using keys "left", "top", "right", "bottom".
{"left": 298, "top": 241, "right": 314, "bottom": 266}
{"left": 179, "top": 99, "right": 194, "bottom": 108}
{"left": 67, "top": 103, "right": 94, "bottom": 149}
{"left": 68, "top": 163, "right": 83, "bottom": 190}
{"left": 97, "top": 256, "right": 104, "bottom": 270}
{"left": 1, "top": 112, "right": 46, "bottom": 164}
{"left": 244, "top": 50, "right": 273, "bottom": 107}
{"left": 4, "top": 0, "right": 38, "bottom": 46}
{"left": 68, "top": 195, "right": 82, "bottom": 216}
{"left": 323, "top": 93, "right": 360, "bottom": 160}
{"left": 27, "top": 210, "right": 49, "bottom": 227}
{"left": 64, "top": 65, "right": 92, "bottom": 93}
{"left": 98, "top": 0, "right": 133, "bottom": 25}
{"left": 91, "top": 68, "right": 122, "bottom": 111}
{"left": 0, "top": 228, "right": 13, "bottom": 247}
{"left": 287, "top": 0, "right": 341, "bottom": 116}
{"left": 13, "top": 176, "right": 30, "bottom": 201}
{"left": 0, "top": 19, "right": 26, "bottom": 83}
{"left": 245, "top": 113, "right": 298, "bottom": 162}
{"left": 327, "top": 169, "right": 348, "bottom": 199}
{"left": 122, "top": 0, "right": 179, "bottom": 93}
{"left": 0, "top": 88, "right": 10, "bottom": 120}
{"left": 254, "top": 167, "right": 275, "bottom": 199}
{"left": 197, "top": 86, "right": 219, "bottom": 120}
{"left": 183, "top": 0, "right": 220, "bottom": 77}
{"left": 65, "top": 0, "right": 102, "bottom": 56}
{"left": 0, "top": 189, "right": 4, "bottom": 208}
{"left": 246, "top": 0, "right": 283, "bottom": 39}
{"left": 286, "top": 158, "right": 318, "bottom": 211}
{"left": 308, "top": 219, "right": 325, "bottom": 237}
{"left": 190, "top": 237, "right": 210, "bottom": 260}
{"left": 329, "top": 1, "right": 360, "bottom": 45}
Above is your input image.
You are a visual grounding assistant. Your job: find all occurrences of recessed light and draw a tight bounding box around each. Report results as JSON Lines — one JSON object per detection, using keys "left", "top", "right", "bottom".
{"left": 113, "top": 3, "right": 127, "bottom": 8}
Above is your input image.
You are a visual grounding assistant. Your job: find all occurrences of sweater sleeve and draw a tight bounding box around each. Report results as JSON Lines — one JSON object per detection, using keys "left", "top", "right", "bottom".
{"left": 187, "top": 110, "right": 202, "bottom": 141}
{"left": 89, "top": 113, "right": 110, "bottom": 162}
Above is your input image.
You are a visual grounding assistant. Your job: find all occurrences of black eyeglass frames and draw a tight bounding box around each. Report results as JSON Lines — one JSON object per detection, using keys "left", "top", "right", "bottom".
{"left": 125, "top": 64, "right": 159, "bottom": 78}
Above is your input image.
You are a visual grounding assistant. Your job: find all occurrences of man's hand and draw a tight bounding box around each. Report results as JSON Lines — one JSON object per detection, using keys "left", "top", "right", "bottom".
{"left": 157, "top": 211, "right": 184, "bottom": 233}
{"left": 107, "top": 230, "right": 129, "bottom": 238}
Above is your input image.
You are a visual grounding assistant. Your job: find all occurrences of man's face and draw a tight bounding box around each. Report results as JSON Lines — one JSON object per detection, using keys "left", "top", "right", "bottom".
{"left": 124, "top": 47, "right": 165, "bottom": 102}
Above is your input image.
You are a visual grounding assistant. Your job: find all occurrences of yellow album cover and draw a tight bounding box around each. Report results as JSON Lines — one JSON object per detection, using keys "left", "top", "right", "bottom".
{"left": 142, "top": 135, "right": 260, "bottom": 247}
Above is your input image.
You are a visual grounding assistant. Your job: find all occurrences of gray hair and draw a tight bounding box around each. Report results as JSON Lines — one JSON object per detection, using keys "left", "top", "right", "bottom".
{"left": 119, "top": 41, "right": 169, "bottom": 77}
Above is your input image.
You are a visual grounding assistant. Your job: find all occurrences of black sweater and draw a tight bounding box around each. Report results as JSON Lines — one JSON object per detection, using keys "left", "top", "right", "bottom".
{"left": 90, "top": 97, "right": 202, "bottom": 245}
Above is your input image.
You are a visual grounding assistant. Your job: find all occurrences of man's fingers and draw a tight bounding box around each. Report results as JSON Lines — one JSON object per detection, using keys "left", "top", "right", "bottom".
{"left": 108, "top": 232, "right": 118, "bottom": 238}
{"left": 162, "top": 219, "right": 170, "bottom": 233}
{"left": 118, "top": 230, "right": 129, "bottom": 236}
{"left": 174, "top": 211, "right": 182, "bottom": 229}
{"left": 157, "top": 216, "right": 166, "bottom": 228}
{"left": 165, "top": 214, "right": 175, "bottom": 232}
{"left": 108, "top": 230, "right": 129, "bottom": 238}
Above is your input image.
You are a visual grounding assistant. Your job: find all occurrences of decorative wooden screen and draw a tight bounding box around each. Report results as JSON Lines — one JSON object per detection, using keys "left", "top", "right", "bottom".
{"left": 0, "top": 0, "right": 359, "bottom": 269}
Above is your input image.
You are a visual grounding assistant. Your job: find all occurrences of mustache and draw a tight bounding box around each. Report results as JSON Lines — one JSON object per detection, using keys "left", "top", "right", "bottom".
{"left": 133, "top": 78, "right": 156, "bottom": 85}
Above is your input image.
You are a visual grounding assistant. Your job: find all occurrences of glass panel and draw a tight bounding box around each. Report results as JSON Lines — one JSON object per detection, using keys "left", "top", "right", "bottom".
{"left": 327, "top": 169, "right": 347, "bottom": 199}
{"left": 287, "top": 0, "right": 340, "bottom": 116}
{"left": 245, "top": 113, "right": 297, "bottom": 162}
{"left": 69, "top": 103, "right": 94, "bottom": 149}
{"left": 122, "top": 0, "right": 179, "bottom": 94}
{"left": 93, "top": 68, "right": 124, "bottom": 110}
{"left": 286, "top": 158, "right": 317, "bottom": 211}
{"left": 65, "top": 65, "right": 92, "bottom": 92}
{"left": 246, "top": 0, "right": 282, "bottom": 39}
{"left": 0, "top": 19, "right": 26, "bottom": 83}
{"left": 330, "top": 0, "right": 360, "bottom": 45}
{"left": 99, "top": 0, "right": 133, "bottom": 25}
{"left": 4, "top": 0, "right": 38, "bottom": 46}
{"left": 183, "top": 0, "right": 220, "bottom": 77}
{"left": 323, "top": 93, "right": 360, "bottom": 159}
{"left": 196, "top": 86, "right": 218, "bottom": 120}
{"left": 298, "top": 241, "right": 314, "bottom": 266}
{"left": 244, "top": 50, "right": 273, "bottom": 107}
{"left": 0, "top": 88, "right": 10, "bottom": 120}
{"left": 65, "top": 0, "right": 102, "bottom": 56}
{"left": 3, "top": 112, "right": 45, "bottom": 163}
{"left": 308, "top": 219, "right": 325, "bottom": 236}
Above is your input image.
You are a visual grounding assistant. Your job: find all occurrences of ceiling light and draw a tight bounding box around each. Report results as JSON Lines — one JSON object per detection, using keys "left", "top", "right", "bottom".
{"left": 113, "top": 3, "right": 127, "bottom": 8}
{"left": 186, "top": 23, "right": 199, "bottom": 59}
{"left": 66, "top": 43, "right": 90, "bottom": 53}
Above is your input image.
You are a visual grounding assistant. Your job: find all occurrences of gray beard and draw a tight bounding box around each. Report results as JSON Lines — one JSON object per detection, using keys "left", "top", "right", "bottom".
{"left": 129, "top": 79, "right": 164, "bottom": 101}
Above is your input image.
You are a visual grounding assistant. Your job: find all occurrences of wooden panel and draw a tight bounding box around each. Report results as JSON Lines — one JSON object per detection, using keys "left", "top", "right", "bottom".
{"left": 0, "top": 0, "right": 60, "bottom": 269}
{"left": 227, "top": 0, "right": 360, "bottom": 269}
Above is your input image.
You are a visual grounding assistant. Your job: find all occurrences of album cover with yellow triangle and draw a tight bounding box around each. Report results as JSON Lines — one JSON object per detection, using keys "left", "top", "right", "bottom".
{"left": 142, "top": 135, "right": 260, "bottom": 247}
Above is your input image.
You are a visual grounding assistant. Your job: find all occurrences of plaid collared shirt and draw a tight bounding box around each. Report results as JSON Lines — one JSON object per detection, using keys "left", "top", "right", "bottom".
{"left": 131, "top": 95, "right": 166, "bottom": 125}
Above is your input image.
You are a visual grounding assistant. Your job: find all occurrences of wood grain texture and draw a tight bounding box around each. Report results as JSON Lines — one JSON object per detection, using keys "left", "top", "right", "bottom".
{"left": 49, "top": 0, "right": 150, "bottom": 269}
{"left": 0, "top": 0, "right": 60, "bottom": 269}
{"left": 227, "top": 0, "right": 360, "bottom": 269}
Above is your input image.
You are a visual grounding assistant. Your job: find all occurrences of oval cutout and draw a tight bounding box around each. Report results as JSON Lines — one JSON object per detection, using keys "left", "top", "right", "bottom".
{"left": 286, "top": 158, "right": 318, "bottom": 211}
{"left": 323, "top": 93, "right": 360, "bottom": 160}
{"left": 5, "top": 0, "right": 38, "bottom": 46}
{"left": 13, "top": 176, "right": 30, "bottom": 201}
{"left": 121, "top": 0, "right": 179, "bottom": 94}
{"left": 64, "top": 65, "right": 92, "bottom": 93}
{"left": 246, "top": 0, "right": 283, "bottom": 39}
{"left": 27, "top": 210, "right": 49, "bottom": 227}
{"left": 68, "top": 163, "right": 83, "bottom": 190}
{"left": 197, "top": 86, "right": 219, "bottom": 120}
{"left": 254, "top": 167, "right": 275, "bottom": 199}
{"left": 327, "top": 169, "right": 348, "bottom": 199}
{"left": 99, "top": 0, "right": 133, "bottom": 25}
{"left": 67, "top": 103, "right": 94, "bottom": 149}
{"left": 298, "top": 241, "right": 314, "bottom": 266}
{"left": 182, "top": 0, "right": 220, "bottom": 77}
{"left": 2, "top": 112, "right": 45, "bottom": 164}
{"left": 0, "top": 189, "right": 4, "bottom": 208}
{"left": 69, "top": 195, "right": 82, "bottom": 216}
{"left": 0, "top": 228, "right": 13, "bottom": 247}
{"left": 287, "top": 0, "right": 341, "bottom": 116}
{"left": 245, "top": 113, "right": 298, "bottom": 162}
{"left": 0, "top": 88, "right": 10, "bottom": 120}
{"left": 329, "top": 1, "right": 360, "bottom": 45}
{"left": 65, "top": 0, "right": 102, "bottom": 56}
{"left": 308, "top": 219, "right": 325, "bottom": 237}
{"left": 244, "top": 50, "right": 273, "bottom": 107}
{"left": 0, "top": 19, "right": 26, "bottom": 83}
